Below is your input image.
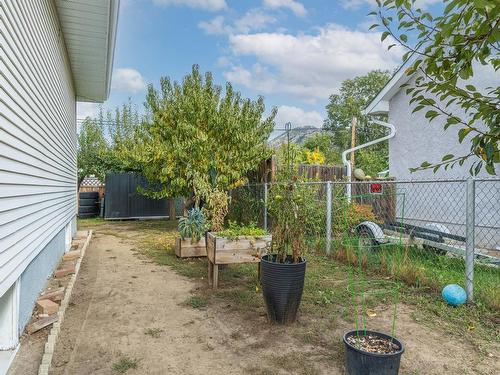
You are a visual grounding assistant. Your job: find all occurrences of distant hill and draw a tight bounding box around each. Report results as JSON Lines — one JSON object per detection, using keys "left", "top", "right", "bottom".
{"left": 269, "top": 126, "right": 322, "bottom": 147}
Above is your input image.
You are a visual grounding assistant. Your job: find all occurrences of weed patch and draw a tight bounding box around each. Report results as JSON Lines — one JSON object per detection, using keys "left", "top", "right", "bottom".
{"left": 112, "top": 356, "right": 139, "bottom": 373}
{"left": 144, "top": 327, "right": 163, "bottom": 338}
{"left": 186, "top": 296, "right": 208, "bottom": 309}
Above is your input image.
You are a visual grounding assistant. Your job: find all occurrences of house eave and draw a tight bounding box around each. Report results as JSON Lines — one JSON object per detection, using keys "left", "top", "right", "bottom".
{"left": 55, "top": 0, "right": 120, "bottom": 103}
{"left": 363, "top": 54, "right": 419, "bottom": 116}
{"left": 367, "top": 100, "right": 389, "bottom": 115}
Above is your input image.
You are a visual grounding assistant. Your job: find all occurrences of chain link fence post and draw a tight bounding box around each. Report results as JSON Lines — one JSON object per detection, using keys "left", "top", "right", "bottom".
{"left": 263, "top": 183, "right": 268, "bottom": 231}
{"left": 326, "top": 181, "right": 332, "bottom": 255}
{"left": 465, "top": 178, "right": 475, "bottom": 303}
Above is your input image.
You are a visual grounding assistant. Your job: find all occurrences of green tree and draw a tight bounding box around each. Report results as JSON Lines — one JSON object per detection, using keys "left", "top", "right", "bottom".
{"left": 103, "top": 101, "right": 142, "bottom": 172}
{"left": 123, "top": 65, "right": 276, "bottom": 204}
{"left": 77, "top": 101, "right": 143, "bottom": 187}
{"left": 324, "top": 70, "right": 391, "bottom": 174}
{"left": 324, "top": 70, "right": 391, "bottom": 150}
{"left": 356, "top": 148, "right": 389, "bottom": 178}
{"left": 372, "top": 0, "right": 499, "bottom": 175}
{"left": 77, "top": 117, "right": 109, "bottom": 186}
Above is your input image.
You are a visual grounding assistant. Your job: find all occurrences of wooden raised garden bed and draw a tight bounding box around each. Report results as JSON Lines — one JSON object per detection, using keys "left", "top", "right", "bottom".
{"left": 175, "top": 237, "right": 206, "bottom": 258}
{"left": 206, "top": 232, "right": 271, "bottom": 289}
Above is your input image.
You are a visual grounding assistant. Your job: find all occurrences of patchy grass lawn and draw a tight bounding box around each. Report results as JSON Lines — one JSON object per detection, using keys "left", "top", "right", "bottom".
{"left": 133, "top": 219, "right": 499, "bottom": 350}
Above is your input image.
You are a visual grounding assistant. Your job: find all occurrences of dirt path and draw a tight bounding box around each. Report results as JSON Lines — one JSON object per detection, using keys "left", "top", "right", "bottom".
{"left": 37, "top": 222, "right": 498, "bottom": 375}
{"left": 50, "top": 227, "right": 249, "bottom": 375}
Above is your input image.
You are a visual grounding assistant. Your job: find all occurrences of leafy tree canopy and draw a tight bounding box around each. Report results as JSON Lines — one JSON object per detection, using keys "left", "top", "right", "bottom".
{"left": 122, "top": 65, "right": 277, "bottom": 201}
{"left": 323, "top": 70, "right": 391, "bottom": 175}
{"left": 77, "top": 118, "right": 108, "bottom": 185}
{"left": 356, "top": 148, "right": 389, "bottom": 178}
{"left": 324, "top": 70, "right": 391, "bottom": 150}
{"left": 104, "top": 101, "right": 142, "bottom": 172}
{"left": 372, "top": 0, "right": 499, "bottom": 175}
{"left": 77, "top": 101, "right": 141, "bottom": 186}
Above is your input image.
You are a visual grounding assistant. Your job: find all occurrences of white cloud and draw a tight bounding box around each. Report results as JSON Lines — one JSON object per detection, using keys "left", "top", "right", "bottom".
{"left": 226, "top": 24, "right": 402, "bottom": 102}
{"left": 234, "top": 10, "right": 277, "bottom": 34}
{"left": 341, "top": 0, "right": 441, "bottom": 10}
{"left": 199, "top": 10, "right": 276, "bottom": 35}
{"left": 111, "top": 68, "right": 147, "bottom": 93}
{"left": 199, "top": 16, "right": 228, "bottom": 34}
{"left": 263, "top": 0, "right": 307, "bottom": 17}
{"left": 77, "top": 102, "right": 99, "bottom": 120}
{"left": 225, "top": 63, "right": 328, "bottom": 103}
{"left": 274, "top": 105, "right": 323, "bottom": 128}
{"left": 152, "top": 0, "right": 227, "bottom": 11}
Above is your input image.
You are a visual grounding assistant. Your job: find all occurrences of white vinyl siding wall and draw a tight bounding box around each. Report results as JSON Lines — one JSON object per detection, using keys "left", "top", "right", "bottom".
{"left": 0, "top": 0, "right": 77, "bottom": 297}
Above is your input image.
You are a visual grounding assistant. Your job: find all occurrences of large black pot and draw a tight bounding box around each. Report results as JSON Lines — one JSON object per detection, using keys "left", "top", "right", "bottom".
{"left": 260, "top": 254, "right": 306, "bottom": 324}
{"left": 343, "top": 330, "right": 404, "bottom": 375}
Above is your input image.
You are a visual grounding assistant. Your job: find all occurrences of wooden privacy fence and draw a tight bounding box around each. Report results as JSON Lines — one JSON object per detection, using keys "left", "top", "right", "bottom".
{"left": 79, "top": 176, "right": 105, "bottom": 199}
{"left": 298, "top": 164, "right": 346, "bottom": 181}
{"left": 79, "top": 185, "right": 105, "bottom": 198}
{"left": 251, "top": 158, "right": 346, "bottom": 183}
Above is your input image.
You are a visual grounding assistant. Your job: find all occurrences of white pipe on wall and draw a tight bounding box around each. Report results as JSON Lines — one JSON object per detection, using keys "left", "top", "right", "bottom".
{"left": 342, "top": 119, "right": 396, "bottom": 202}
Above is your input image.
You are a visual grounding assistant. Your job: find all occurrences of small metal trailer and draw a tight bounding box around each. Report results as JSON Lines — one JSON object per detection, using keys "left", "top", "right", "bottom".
{"left": 355, "top": 220, "right": 500, "bottom": 266}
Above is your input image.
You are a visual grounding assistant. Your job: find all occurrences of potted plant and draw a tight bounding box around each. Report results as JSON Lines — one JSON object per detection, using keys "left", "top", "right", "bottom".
{"left": 343, "top": 283, "right": 404, "bottom": 375}
{"left": 342, "top": 230, "right": 405, "bottom": 374}
{"left": 176, "top": 207, "right": 207, "bottom": 258}
{"left": 262, "top": 176, "right": 308, "bottom": 324}
{"left": 203, "top": 188, "right": 271, "bottom": 288}
{"left": 260, "top": 133, "right": 311, "bottom": 324}
{"left": 343, "top": 329, "right": 404, "bottom": 375}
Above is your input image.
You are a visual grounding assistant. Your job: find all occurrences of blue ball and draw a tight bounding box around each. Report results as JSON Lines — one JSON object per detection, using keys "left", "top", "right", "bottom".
{"left": 442, "top": 284, "right": 467, "bottom": 306}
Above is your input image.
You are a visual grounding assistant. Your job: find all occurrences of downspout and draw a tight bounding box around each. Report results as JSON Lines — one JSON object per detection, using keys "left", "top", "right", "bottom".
{"left": 342, "top": 119, "right": 396, "bottom": 202}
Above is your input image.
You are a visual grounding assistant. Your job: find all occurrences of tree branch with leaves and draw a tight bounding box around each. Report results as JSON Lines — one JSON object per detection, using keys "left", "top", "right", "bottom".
{"left": 370, "top": 0, "right": 499, "bottom": 175}
{"left": 121, "top": 65, "right": 277, "bottom": 226}
{"left": 77, "top": 117, "right": 109, "bottom": 186}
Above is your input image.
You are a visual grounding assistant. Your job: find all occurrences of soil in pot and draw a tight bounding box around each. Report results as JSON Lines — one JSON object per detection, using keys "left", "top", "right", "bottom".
{"left": 343, "top": 330, "right": 404, "bottom": 375}
{"left": 346, "top": 333, "right": 400, "bottom": 354}
{"left": 260, "top": 254, "right": 306, "bottom": 325}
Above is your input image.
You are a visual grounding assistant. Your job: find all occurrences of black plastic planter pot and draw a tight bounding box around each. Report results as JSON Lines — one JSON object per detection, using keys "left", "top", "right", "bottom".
{"left": 343, "top": 330, "right": 404, "bottom": 375}
{"left": 260, "top": 254, "right": 306, "bottom": 324}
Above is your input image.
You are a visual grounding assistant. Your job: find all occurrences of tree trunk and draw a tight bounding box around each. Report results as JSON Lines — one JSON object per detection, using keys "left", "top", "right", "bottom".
{"left": 168, "top": 198, "right": 176, "bottom": 221}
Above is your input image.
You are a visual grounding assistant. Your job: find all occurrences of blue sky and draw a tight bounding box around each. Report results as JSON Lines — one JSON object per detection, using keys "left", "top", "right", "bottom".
{"left": 77, "top": 0, "right": 440, "bottom": 129}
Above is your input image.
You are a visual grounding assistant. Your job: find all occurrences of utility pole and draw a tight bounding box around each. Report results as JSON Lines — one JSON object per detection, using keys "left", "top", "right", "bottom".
{"left": 350, "top": 116, "right": 357, "bottom": 170}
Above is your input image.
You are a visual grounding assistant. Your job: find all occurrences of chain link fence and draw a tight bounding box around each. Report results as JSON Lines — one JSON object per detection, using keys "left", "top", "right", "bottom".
{"left": 227, "top": 178, "right": 500, "bottom": 301}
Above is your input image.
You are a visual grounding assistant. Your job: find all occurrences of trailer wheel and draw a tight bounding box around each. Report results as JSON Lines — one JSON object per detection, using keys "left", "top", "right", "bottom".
{"left": 423, "top": 243, "right": 447, "bottom": 255}
{"left": 422, "top": 223, "right": 449, "bottom": 255}
{"left": 356, "top": 227, "right": 379, "bottom": 251}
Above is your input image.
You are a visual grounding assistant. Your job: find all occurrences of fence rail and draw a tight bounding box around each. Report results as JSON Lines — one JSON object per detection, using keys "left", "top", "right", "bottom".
{"left": 227, "top": 178, "right": 500, "bottom": 302}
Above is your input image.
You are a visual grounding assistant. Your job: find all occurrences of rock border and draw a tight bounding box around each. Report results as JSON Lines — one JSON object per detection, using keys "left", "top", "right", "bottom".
{"left": 37, "top": 230, "right": 93, "bottom": 375}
